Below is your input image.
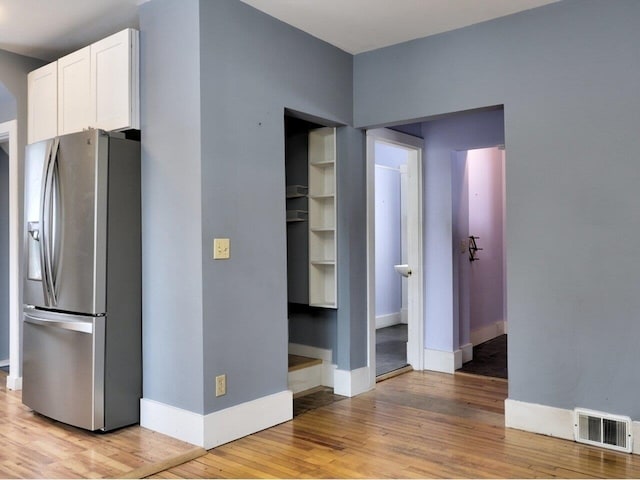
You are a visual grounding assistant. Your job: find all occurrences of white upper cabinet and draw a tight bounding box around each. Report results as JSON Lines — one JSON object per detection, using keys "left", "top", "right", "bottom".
{"left": 91, "top": 28, "right": 139, "bottom": 131}
{"left": 58, "top": 46, "right": 91, "bottom": 136}
{"left": 27, "top": 28, "right": 139, "bottom": 143}
{"left": 28, "top": 62, "right": 58, "bottom": 144}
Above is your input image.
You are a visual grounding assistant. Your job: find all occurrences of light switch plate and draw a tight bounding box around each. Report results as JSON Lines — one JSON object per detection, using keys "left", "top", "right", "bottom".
{"left": 213, "top": 238, "right": 230, "bottom": 259}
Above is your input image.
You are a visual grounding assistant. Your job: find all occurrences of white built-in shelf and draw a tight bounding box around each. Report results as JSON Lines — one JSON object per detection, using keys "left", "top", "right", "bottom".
{"left": 308, "top": 127, "right": 337, "bottom": 309}
{"left": 310, "top": 226, "right": 334, "bottom": 232}
{"left": 309, "top": 193, "right": 334, "bottom": 199}
{"left": 310, "top": 159, "right": 335, "bottom": 167}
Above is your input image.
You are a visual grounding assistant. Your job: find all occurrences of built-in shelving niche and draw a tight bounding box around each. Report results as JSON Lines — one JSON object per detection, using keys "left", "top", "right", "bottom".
{"left": 284, "top": 116, "right": 337, "bottom": 309}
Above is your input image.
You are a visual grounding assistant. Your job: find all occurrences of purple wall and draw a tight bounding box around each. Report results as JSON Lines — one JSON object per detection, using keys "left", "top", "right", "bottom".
{"left": 468, "top": 147, "right": 505, "bottom": 334}
{"left": 374, "top": 143, "right": 408, "bottom": 318}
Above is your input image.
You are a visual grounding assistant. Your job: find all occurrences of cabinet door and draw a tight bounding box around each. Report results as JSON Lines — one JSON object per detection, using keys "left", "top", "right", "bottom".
{"left": 58, "top": 46, "right": 92, "bottom": 136}
{"left": 91, "top": 28, "right": 139, "bottom": 131}
{"left": 28, "top": 62, "right": 58, "bottom": 144}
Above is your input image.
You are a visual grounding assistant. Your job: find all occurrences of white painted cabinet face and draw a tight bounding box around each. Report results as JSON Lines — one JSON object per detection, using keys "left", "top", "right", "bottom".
{"left": 28, "top": 62, "right": 58, "bottom": 144}
{"left": 58, "top": 46, "right": 92, "bottom": 136}
{"left": 27, "top": 28, "right": 139, "bottom": 143}
{"left": 91, "top": 28, "right": 139, "bottom": 131}
{"left": 308, "top": 127, "right": 337, "bottom": 308}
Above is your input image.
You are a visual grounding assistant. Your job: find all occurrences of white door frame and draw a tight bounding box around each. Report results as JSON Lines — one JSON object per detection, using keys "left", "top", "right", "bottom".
{"left": 0, "top": 120, "right": 21, "bottom": 390}
{"left": 366, "top": 128, "right": 424, "bottom": 388}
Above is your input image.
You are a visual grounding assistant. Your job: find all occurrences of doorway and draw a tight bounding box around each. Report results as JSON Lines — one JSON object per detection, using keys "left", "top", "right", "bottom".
{"left": 0, "top": 119, "right": 19, "bottom": 389}
{"left": 0, "top": 140, "right": 8, "bottom": 371}
{"left": 366, "top": 128, "right": 423, "bottom": 384}
{"left": 455, "top": 146, "right": 507, "bottom": 379}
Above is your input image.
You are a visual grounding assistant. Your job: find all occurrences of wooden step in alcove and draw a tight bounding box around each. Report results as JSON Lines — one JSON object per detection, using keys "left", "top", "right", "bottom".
{"left": 288, "top": 354, "right": 323, "bottom": 395}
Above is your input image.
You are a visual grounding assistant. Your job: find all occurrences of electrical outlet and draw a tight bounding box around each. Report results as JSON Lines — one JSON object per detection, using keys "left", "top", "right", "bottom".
{"left": 215, "top": 374, "right": 226, "bottom": 397}
{"left": 213, "top": 238, "right": 230, "bottom": 260}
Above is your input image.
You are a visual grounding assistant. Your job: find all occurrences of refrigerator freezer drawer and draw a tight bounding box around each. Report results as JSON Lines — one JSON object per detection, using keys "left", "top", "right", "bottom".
{"left": 22, "top": 310, "right": 105, "bottom": 431}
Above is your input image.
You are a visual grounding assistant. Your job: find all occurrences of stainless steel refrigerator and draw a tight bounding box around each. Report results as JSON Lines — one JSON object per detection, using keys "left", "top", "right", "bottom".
{"left": 22, "top": 128, "right": 141, "bottom": 431}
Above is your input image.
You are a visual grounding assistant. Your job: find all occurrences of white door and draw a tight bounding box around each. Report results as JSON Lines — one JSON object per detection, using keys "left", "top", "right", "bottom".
{"left": 366, "top": 128, "right": 424, "bottom": 386}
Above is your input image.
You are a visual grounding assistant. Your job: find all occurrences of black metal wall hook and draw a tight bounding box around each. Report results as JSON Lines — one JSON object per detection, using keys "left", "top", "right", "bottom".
{"left": 469, "top": 236, "right": 483, "bottom": 262}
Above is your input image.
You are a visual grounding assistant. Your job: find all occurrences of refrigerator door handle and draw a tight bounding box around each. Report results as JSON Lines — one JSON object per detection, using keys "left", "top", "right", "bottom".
{"left": 49, "top": 138, "right": 61, "bottom": 304}
{"left": 39, "top": 140, "right": 54, "bottom": 305}
{"left": 41, "top": 138, "right": 60, "bottom": 306}
{"left": 24, "top": 313, "right": 94, "bottom": 334}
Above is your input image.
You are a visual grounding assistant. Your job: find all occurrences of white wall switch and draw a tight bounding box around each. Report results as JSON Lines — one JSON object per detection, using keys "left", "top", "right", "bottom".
{"left": 213, "top": 238, "right": 230, "bottom": 259}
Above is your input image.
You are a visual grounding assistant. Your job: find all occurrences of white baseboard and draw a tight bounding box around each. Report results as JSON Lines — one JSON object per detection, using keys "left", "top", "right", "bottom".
{"left": 141, "top": 390, "right": 293, "bottom": 449}
{"left": 203, "top": 390, "right": 292, "bottom": 449}
{"left": 288, "top": 343, "right": 335, "bottom": 387}
{"left": 140, "top": 398, "right": 205, "bottom": 446}
{"left": 334, "top": 366, "right": 373, "bottom": 397}
{"left": 506, "top": 398, "right": 640, "bottom": 455}
{"left": 424, "top": 348, "right": 462, "bottom": 374}
{"left": 0, "top": 359, "right": 9, "bottom": 367}
{"left": 505, "top": 399, "right": 574, "bottom": 441}
{"left": 461, "top": 343, "right": 473, "bottom": 363}
{"left": 6, "top": 375, "right": 21, "bottom": 391}
{"left": 470, "top": 320, "right": 506, "bottom": 346}
{"left": 288, "top": 364, "right": 322, "bottom": 394}
{"left": 375, "top": 312, "right": 402, "bottom": 329}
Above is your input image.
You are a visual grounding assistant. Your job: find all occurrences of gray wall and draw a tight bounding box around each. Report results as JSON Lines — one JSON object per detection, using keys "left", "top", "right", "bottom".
{"left": 0, "top": 82, "right": 17, "bottom": 123}
{"left": 198, "top": 0, "right": 356, "bottom": 413}
{"left": 336, "top": 126, "right": 367, "bottom": 370}
{"left": 0, "top": 147, "right": 8, "bottom": 361}
{"left": 354, "top": 0, "right": 640, "bottom": 417}
{"left": 139, "top": 0, "right": 204, "bottom": 413}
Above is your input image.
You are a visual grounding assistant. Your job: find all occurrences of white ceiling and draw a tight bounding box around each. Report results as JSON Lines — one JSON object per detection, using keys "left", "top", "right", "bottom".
{"left": 0, "top": 0, "right": 142, "bottom": 61}
{"left": 239, "top": 0, "right": 560, "bottom": 54}
{"left": 0, "top": 0, "right": 560, "bottom": 61}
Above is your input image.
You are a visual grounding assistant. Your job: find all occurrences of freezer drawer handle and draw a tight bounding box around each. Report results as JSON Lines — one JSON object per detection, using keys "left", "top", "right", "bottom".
{"left": 24, "top": 314, "right": 93, "bottom": 334}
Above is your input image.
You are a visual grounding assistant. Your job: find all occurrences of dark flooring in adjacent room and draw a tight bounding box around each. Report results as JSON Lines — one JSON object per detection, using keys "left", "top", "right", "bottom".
{"left": 459, "top": 334, "right": 508, "bottom": 379}
{"left": 376, "top": 323, "right": 408, "bottom": 376}
{"left": 293, "top": 387, "right": 346, "bottom": 417}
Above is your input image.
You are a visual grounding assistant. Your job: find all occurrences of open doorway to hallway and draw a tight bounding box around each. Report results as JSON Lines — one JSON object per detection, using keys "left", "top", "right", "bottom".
{"left": 367, "top": 129, "right": 423, "bottom": 382}
{"left": 455, "top": 146, "right": 507, "bottom": 380}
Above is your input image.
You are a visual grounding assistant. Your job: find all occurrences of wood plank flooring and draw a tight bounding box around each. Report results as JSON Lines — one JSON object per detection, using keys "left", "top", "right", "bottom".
{"left": 0, "top": 371, "right": 203, "bottom": 478}
{"left": 153, "top": 371, "right": 640, "bottom": 479}
{"left": 4, "top": 367, "right": 640, "bottom": 478}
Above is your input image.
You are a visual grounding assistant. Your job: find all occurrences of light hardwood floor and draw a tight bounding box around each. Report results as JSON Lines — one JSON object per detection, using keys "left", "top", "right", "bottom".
{"left": 154, "top": 371, "right": 640, "bottom": 479}
{"left": 4, "top": 369, "right": 640, "bottom": 478}
{"left": 0, "top": 370, "right": 204, "bottom": 478}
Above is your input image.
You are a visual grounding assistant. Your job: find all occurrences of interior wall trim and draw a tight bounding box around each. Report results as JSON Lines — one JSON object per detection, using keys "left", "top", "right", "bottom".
{"left": 334, "top": 366, "right": 372, "bottom": 397}
{"left": 288, "top": 342, "right": 335, "bottom": 387}
{"left": 470, "top": 319, "right": 506, "bottom": 346}
{"left": 460, "top": 343, "right": 473, "bottom": 364}
{"left": 141, "top": 390, "right": 293, "bottom": 449}
{"left": 504, "top": 398, "right": 640, "bottom": 455}
{"left": 375, "top": 312, "right": 402, "bottom": 329}
{"left": 423, "top": 348, "right": 462, "bottom": 374}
